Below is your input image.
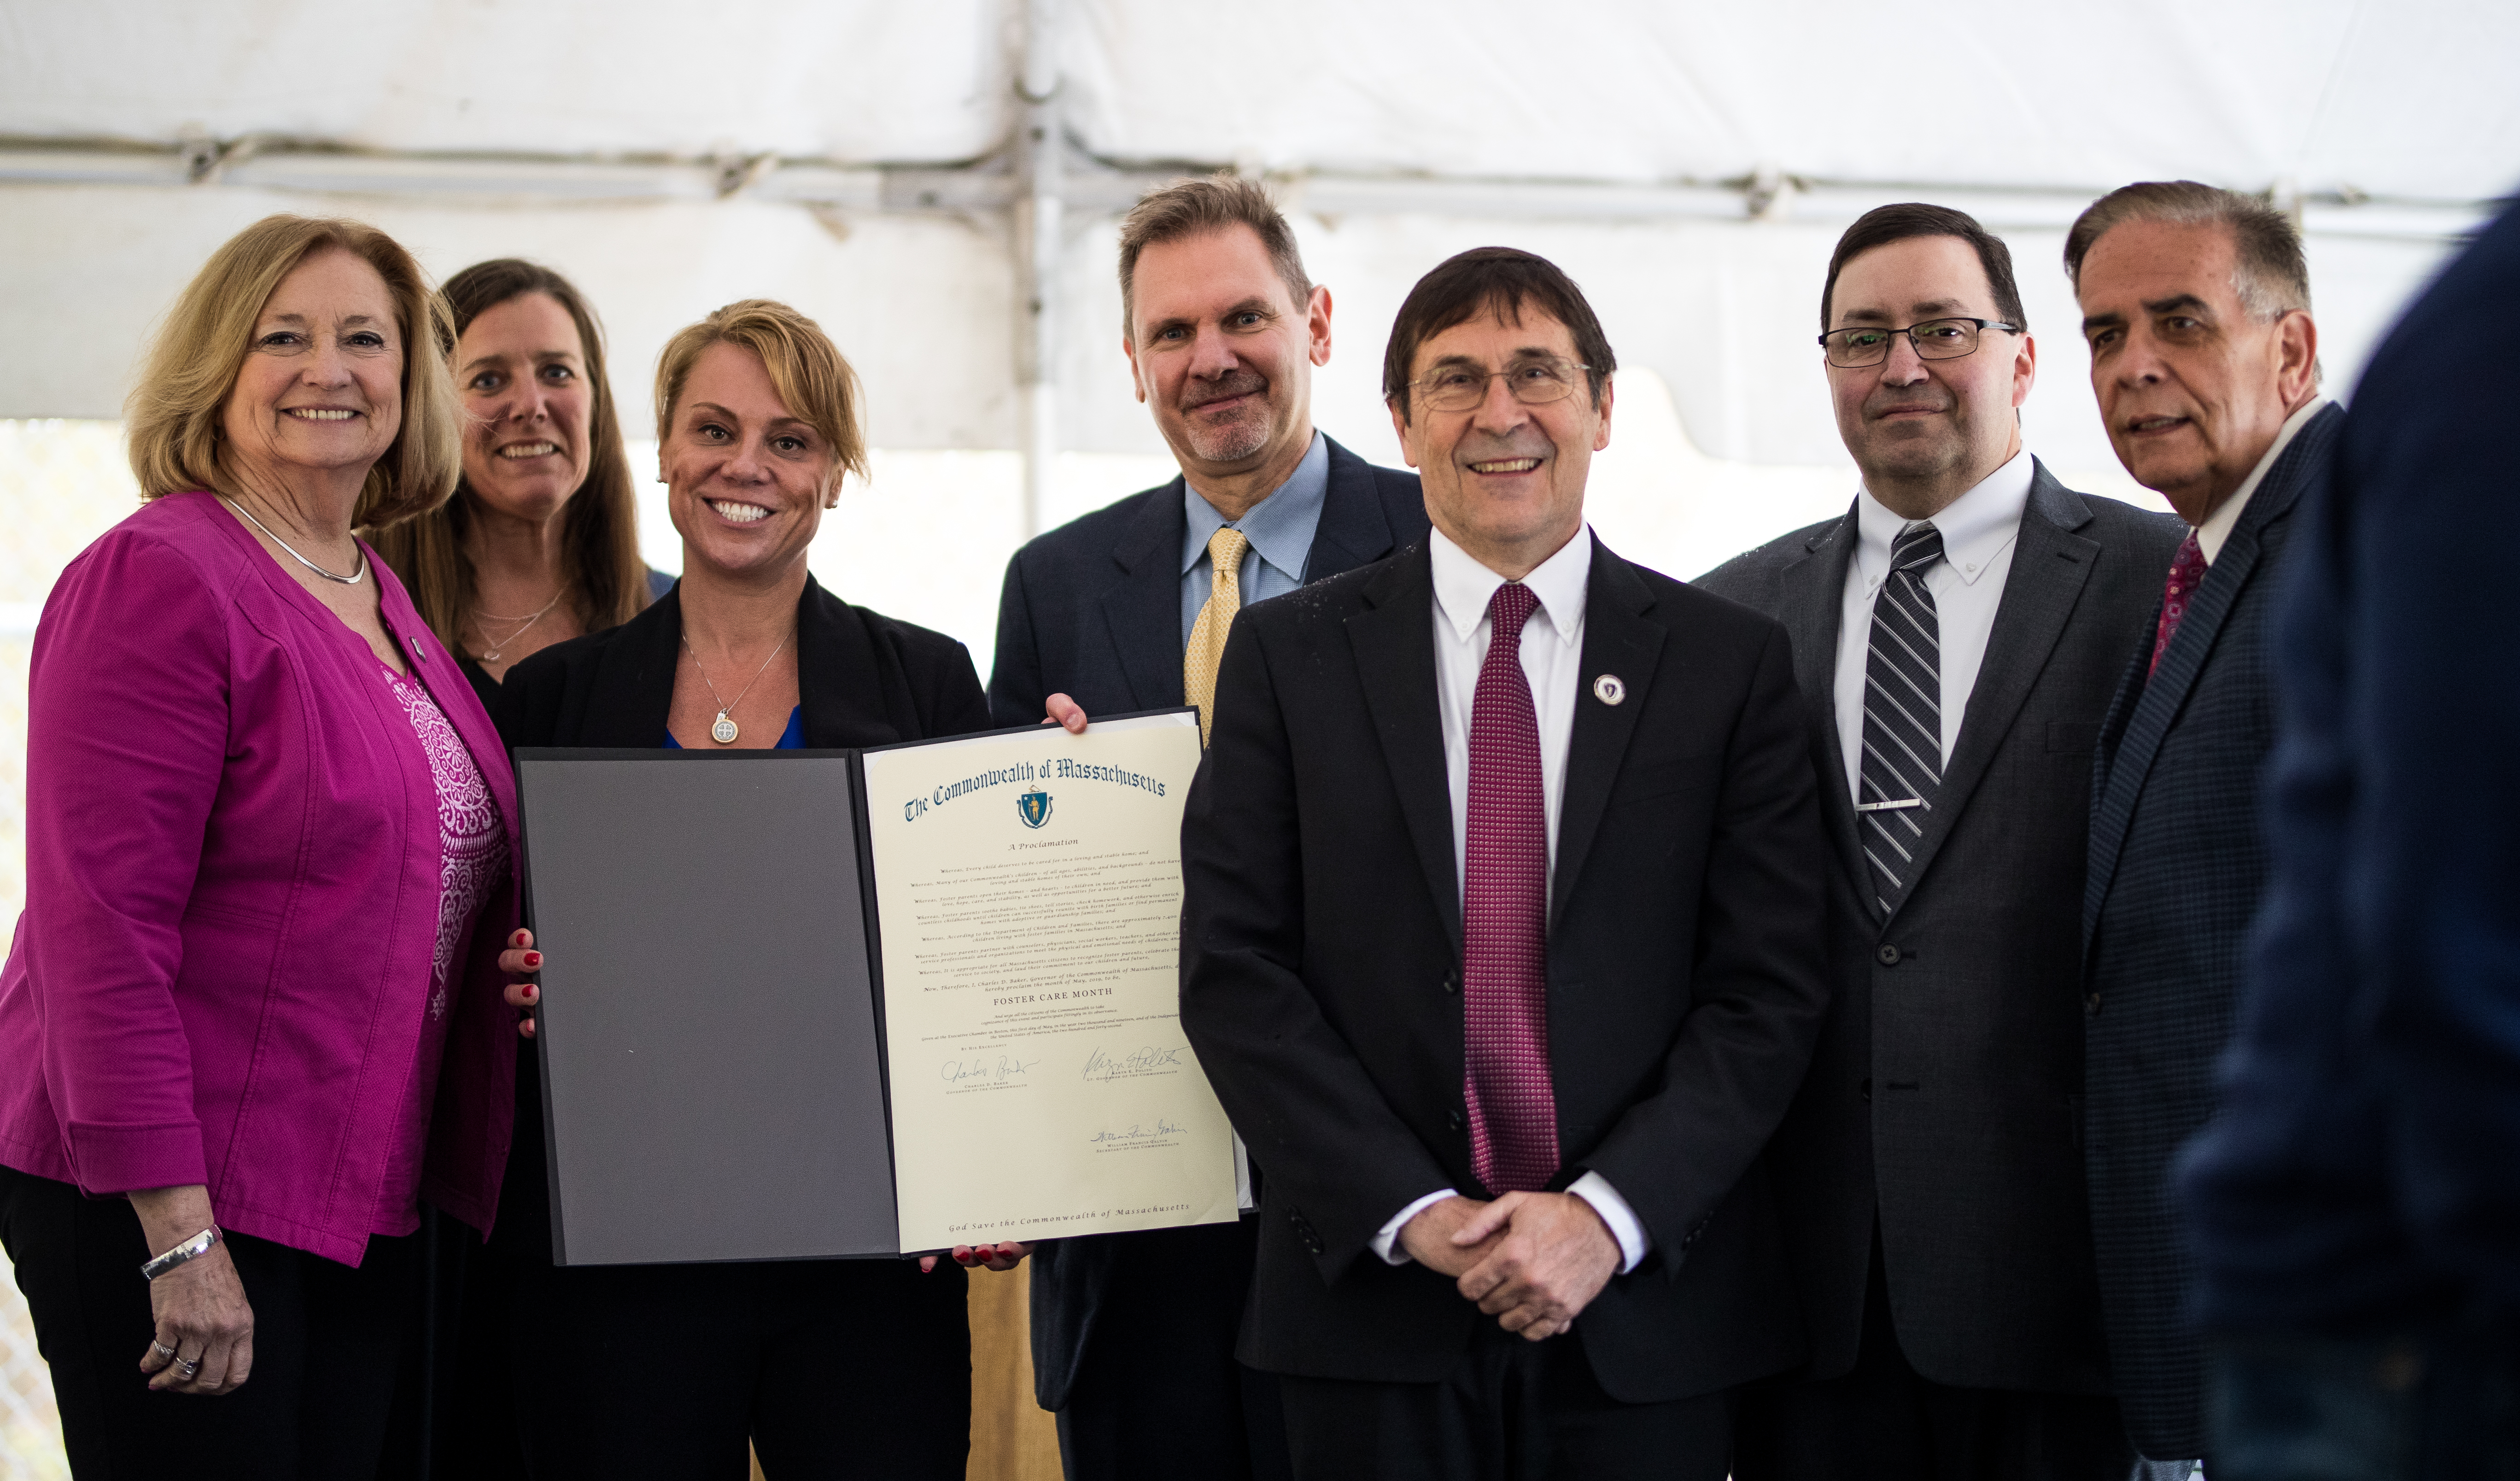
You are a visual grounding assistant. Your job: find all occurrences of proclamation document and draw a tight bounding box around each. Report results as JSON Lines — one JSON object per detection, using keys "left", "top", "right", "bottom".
{"left": 860, "top": 710, "right": 1237, "bottom": 1251}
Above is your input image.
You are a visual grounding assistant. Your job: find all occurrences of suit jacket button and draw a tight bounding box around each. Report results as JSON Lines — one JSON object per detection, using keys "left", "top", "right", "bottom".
{"left": 1442, "top": 972, "right": 1459, "bottom": 995}
{"left": 1448, "top": 1109, "right": 1465, "bottom": 1131}
{"left": 1859, "top": 1077, "right": 1872, "bottom": 1101}
{"left": 1877, "top": 944, "right": 1901, "bottom": 966}
{"left": 2085, "top": 992, "right": 2102, "bottom": 1016}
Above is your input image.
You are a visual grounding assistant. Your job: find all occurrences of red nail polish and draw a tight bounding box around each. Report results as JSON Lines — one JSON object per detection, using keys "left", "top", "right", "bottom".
{"left": 523, "top": 951, "right": 542, "bottom": 968}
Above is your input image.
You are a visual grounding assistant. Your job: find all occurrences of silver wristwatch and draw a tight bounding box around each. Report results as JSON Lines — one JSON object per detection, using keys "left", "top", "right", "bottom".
{"left": 140, "top": 1226, "right": 222, "bottom": 1281}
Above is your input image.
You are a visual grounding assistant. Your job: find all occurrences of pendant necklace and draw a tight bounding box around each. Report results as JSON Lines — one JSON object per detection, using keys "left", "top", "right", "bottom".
{"left": 223, "top": 497, "right": 367, "bottom": 585}
{"left": 474, "top": 587, "right": 569, "bottom": 664}
{"left": 679, "top": 627, "right": 792, "bottom": 744}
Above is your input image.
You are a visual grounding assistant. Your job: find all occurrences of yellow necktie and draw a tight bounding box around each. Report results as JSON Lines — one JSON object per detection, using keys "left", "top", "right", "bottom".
{"left": 1183, "top": 527, "right": 1251, "bottom": 747}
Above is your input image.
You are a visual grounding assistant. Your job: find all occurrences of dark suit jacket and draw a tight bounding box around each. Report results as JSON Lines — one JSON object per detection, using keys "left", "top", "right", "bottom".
{"left": 988, "top": 435, "right": 1427, "bottom": 727}
{"left": 1696, "top": 462, "right": 2183, "bottom": 1393}
{"left": 1178, "top": 535, "right": 1831, "bottom": 1402}
{"left": 495, "top": 574, "right": 990, "bottom": 752}
{"left": 992, "top": 435, "right": 1429, "bottom": 1410}
{"left": 2083, "top": 402, "right": 2342, "bottom": 1459}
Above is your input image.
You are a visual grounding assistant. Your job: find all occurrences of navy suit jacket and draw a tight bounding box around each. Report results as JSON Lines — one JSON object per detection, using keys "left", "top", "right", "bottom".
{"left": 989, "top": 434, "right": 1428, "bottom": 1409}
{"left": 2181, "top": 199, "right": 2520, "bottom": 1339}
{"left": 2082, "top": 402, "right": 2341, "bottom": 1460}
{"left": 988, "top": 436, "right": 1427, "bottom": 728}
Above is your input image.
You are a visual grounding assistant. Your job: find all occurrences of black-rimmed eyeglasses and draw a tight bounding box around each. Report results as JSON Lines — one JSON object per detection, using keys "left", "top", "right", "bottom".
{"left": 1819, "top": 317, "right": 2019, "bottom": 369}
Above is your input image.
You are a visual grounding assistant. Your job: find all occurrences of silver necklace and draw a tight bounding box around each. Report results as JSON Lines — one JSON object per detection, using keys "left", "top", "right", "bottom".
{"left": 222, "top": 497, "right": 366, "bottom": 585}
{"left": 678, "top": 627, "right": 793, "bottom": 744}
{"left": 474, "top": 587, "right": 568, "bottom": 664}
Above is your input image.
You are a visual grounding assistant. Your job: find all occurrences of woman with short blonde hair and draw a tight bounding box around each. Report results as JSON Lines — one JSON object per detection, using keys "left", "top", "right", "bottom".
{"left": 489, "top": 298, "right": 1007, "bottom": 1476}
{"left": 0, "top": 214, "right": 536, "bottom": 1477}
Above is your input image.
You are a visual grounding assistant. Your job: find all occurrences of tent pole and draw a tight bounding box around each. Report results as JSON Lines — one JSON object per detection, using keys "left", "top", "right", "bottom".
{"left": 1015, "top": 0, "right": 1063, "bottom": 542}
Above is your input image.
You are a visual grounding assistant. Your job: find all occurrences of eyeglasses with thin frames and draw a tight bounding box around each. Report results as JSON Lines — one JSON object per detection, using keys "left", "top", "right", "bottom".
{"left": 1409, "top": 356, "right": 1595, "bottom": 414}
{"left": 1819, "top": 317, "right": 2019, "bottom": 369}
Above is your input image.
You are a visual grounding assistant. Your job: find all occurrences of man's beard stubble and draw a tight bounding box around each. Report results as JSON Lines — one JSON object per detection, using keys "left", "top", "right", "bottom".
{"left": 1177, "top": 370, "right": 1276, "bottom": 465}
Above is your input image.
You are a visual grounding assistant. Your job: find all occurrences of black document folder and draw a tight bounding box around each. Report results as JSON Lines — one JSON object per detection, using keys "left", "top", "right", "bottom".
{"left": 514, "top": 750, "right": 899, "bottom": 1265}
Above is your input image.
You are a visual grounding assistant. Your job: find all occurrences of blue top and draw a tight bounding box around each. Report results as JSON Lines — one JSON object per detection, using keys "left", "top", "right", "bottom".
{"left": 664, "top": 705, "right": 806, "bottom": 750}
{"left": 2178, "top": 196, "right": 2520, "bottom": 1335}
{"left": 1179, "top": 430, "right": 1331, "bottom": 644}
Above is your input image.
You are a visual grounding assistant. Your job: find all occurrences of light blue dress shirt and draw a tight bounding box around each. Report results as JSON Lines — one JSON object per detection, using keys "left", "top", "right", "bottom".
{"left": 1178, "top": 431, "right": 1331, "bottom": 646}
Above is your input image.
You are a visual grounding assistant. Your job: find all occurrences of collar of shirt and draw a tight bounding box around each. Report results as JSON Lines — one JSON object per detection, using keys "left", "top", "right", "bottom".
{"left": 1180, "top": 429, "right": 1330, "bottom": 583}
{"left": 2195, "top": 397, "right": 2329, "bottom": 565}
{"left": 1851, "top": 448, "right": 2034, "bottom": 596}
{"left": 1430, "top": 522, "right": 1593, "bottom": 647}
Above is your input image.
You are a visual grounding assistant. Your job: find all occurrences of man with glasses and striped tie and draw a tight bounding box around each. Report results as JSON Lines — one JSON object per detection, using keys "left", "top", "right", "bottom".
{"left": 1699, "top": 204, "right": 2182, "bottom": 1481}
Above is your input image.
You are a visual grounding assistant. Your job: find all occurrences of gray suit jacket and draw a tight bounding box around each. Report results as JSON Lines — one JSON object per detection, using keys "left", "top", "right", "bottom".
{"left": 2083, "top": 402, "right": 2342, "bottom": 1459}
{"left": 1697, "top": 461, "right": 2182, "bottom": 1391}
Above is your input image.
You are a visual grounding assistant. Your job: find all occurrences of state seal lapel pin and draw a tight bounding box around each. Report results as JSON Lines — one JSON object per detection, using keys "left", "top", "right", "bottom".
{"left": 1592, "top": 673, "right": 1626, "bottom": 706}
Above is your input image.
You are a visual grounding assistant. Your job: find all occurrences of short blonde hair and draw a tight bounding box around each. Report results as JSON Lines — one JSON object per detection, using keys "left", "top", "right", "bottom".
{"left": 653, "top": 299, "right": 869, "bottom": 488}
{"left": 126, "top": 214, "right": 461, "bottom": 527}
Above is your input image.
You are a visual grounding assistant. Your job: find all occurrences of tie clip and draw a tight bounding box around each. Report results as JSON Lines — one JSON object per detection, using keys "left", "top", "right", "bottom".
{"left": 1855, "top": 798, "right": 1924, "bottom": 812}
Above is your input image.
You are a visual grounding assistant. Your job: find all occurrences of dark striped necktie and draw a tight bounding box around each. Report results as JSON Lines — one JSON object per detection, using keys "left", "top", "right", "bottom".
{"left": 1857, "top": 521, "right": 1945, "bottom": 915}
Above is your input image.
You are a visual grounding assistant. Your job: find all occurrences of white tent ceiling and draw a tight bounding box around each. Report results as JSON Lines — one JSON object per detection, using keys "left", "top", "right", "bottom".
{"left": 2, "top": 0, "right": 2514, "bottom": 654}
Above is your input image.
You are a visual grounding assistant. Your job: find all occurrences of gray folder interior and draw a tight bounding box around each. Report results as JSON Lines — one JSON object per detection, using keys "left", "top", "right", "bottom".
{"left": 517, "top": 752, "right": 898, "bottom": 1264}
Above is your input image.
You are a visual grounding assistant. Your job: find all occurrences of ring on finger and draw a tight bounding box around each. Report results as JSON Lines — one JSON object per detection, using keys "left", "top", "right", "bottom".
{"left": 176, "top": 1358, "right": 201, "bottom": 1379}
{"left": 148, "top": 1339, "right": 178, "bottom": 1360}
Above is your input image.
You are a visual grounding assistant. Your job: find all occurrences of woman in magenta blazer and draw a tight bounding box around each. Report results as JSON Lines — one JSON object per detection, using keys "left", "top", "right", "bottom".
{"left": 0, "top": 215, "right": 535, "bottom": 1479}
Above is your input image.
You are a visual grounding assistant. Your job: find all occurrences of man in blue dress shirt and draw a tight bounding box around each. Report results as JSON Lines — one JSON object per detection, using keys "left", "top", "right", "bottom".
{"left": 988, "top": 173, "right": 1428, "bottom": 1481}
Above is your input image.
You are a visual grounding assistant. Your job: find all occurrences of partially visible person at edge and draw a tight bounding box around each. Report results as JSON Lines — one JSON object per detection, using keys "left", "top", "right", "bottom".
{"left": 0, "top": 214, "right": 541, "bottom": 1479}
{"left": 989, "top": 172, "right": 1427, "bottom": 1481}
{"left": 2069, "top": 180, "right": 2337, "bottom": 1476}
{"left": 486, "top": 298, "right": 1018, "bottom": 1479}
{"left": 2176, "top": 199, "right": 2520, "bottom": 1477}
{"left": 367, "top": 257, "right": 667, "bottom": 716}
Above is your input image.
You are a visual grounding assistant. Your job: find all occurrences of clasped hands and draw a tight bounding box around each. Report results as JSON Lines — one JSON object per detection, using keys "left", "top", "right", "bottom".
{"left": 1398, "top": 1191, "right": 1621, "bottom": 1342}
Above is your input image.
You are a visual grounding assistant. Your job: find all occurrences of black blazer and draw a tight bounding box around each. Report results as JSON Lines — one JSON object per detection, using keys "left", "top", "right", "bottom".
{"left": 1178, "top": 535, "right": 1831, "bottom": 1401}
{"left": 496, "top": 574, "right": 991, "bottom": 752}
{"left": 993, "top": 435, "right": 1429, "bottom": 1410}
{"left": 987, "top": 435, "right": 1427, "bottom": 727}
{"left": 1696, "top": 462, "right": 2183, "bottom": 1394}
{"left": 2082, "top": 403, "right": 2341, "bottom": 1460}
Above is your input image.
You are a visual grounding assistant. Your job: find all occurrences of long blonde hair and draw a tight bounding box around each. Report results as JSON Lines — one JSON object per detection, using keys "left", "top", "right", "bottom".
{"left": 366, "top": 259, "right": 651, "bottom": 654}
{"left": 125, "top": 214, "right": 460, "bottom": 526}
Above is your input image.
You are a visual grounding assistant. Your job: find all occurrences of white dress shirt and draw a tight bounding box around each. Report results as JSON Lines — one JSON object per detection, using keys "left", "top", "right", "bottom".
{"left": 2195, "top": 398, "right": 2329, "bottom": 565}
{"left": 1368, "top": 525, "right": 1649, "bottom": 1275}
{"left": 1832, "top": 451, "right": 2035, "bottom": 801}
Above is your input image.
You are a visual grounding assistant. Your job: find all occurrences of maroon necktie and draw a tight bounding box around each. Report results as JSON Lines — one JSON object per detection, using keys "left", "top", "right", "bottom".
{"left": 2148, "top": 530, "right": 2207, "bottom": 678}
{"left": 1462, "top": 581, "right": 1559, "bottom": 1194}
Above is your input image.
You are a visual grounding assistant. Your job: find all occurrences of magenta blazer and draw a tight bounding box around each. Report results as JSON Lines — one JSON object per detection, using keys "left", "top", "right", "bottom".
{"left": 0, "top": 491, "right": 521, "bottom": 1265}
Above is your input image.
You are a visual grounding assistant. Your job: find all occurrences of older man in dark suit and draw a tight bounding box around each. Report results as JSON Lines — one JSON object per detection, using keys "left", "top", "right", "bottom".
{"left": 987, "top": 175, "right": 1426, "bottom": 1481}
{"left": 1699, "top": 203, "right": 2181, "bottom": 1481}
{"left": 2071, "top": 181, "right": 2338, "bottom": 1470}
{"left": 1180, "top": 246, "right": 1830, "bottom": 1480}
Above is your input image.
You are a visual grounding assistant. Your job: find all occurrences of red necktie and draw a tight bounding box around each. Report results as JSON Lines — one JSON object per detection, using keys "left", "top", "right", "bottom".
{"left": 1462, "top": 581, "right": 1559, "bottom": 1194}
{"left": 2148, "top": 530, "right": 2207, "bottom": 678}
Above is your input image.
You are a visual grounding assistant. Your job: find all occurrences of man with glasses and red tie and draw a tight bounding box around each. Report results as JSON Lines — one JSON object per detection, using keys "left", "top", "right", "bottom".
{"left": 2070, "top": 181, "right": 2336, "bottom": 1477}
{"left": 1178, "top": 246, "right": 1832, "bottom": 1480}
{"left": 1699, "top": 204, "right": 2181, "bottom": 1480}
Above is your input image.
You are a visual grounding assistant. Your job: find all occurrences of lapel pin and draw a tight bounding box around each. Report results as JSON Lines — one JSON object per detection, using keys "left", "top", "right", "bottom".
{"left": 1592, "top": 673, "right": 1625, "bottom": 706}
{"left": 409, "top": 636, "right": 428, "bottom": 663}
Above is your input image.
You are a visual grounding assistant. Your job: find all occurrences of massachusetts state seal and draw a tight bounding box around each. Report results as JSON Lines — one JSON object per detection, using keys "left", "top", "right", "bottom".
{"left": 1017, "top": 787, "right": 1054, "bottom": 829}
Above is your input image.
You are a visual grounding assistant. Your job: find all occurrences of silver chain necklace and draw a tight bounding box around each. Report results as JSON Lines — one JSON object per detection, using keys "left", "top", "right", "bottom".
{"left": 223, "top": 497, "right": 366, "bottom": 585}
{"left": 678, "top": 627, "right": 793, "bottom": 744}
{"left": 474, "top": 587, "right": 568, "bottom": 664}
